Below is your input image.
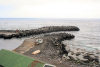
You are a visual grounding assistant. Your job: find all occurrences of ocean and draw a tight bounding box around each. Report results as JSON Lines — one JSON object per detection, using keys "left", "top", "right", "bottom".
{"left": 0, "top": 18, "right": 100, "bottom": 51}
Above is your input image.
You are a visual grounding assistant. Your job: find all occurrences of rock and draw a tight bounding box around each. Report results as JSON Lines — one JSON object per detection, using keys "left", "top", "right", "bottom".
{"left": 68, "top": 52, "right": 78, "bottom": 60}
{"left": 0, "top": 34, "right": 4, "bottom": 38}
{"left": 64, "top": 43, "right": 100, "bottom": 64}
{"left": 78, "top": 53, "right": 88, "bottom": 61}
{"left": 62, "top": 54, "right": 70, "bottom": 60}
{"left": 3, "top": 34, "right": 12, "bottom": 39}
{"left": 32, "top": 50, "right": 41, "bottom": 55}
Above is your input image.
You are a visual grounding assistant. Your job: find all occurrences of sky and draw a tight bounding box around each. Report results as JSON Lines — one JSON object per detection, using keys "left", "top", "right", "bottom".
{"left": 0, "top": 0, "right": 100, "bottom": 18}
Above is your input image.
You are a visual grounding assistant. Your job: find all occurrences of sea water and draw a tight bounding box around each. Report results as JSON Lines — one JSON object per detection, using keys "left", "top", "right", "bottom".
{"left": 0, "top": 18, "right": 100, "bottom": 51}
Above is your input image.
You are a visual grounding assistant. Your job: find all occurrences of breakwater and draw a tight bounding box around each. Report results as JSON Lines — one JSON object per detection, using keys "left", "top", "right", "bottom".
{"left": 0, "top": 26, "right": 79, "bottom": 39}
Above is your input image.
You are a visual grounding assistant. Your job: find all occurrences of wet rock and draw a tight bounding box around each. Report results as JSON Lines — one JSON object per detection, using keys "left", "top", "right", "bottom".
{"left": 3, "top": 34, "right": 12, "bottom": 39}
{"left": 0, "top": 34, "right": 4, "bottom": 38}
{"left": 64, "top": 43, "right": 100, "bottom": 64}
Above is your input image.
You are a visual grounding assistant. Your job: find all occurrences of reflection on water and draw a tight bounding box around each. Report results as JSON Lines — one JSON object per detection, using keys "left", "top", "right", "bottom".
{"left": 0, "top": 19, "right": 100, "bottom": 50}
{"left": 0, "top": 39, "right": 24, "bottom": 50}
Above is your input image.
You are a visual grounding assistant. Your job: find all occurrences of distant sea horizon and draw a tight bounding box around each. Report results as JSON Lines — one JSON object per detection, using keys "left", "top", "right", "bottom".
{"left": 0, "top": 18, "right": 100, "bottom": 22}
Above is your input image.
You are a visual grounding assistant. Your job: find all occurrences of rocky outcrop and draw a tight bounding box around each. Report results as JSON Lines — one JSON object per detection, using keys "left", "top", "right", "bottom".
{"left": 63, "top": 43, "right": 100, "bottom": 65}
{"left": 0, "top": 26, "right": 79, "bottom": 39}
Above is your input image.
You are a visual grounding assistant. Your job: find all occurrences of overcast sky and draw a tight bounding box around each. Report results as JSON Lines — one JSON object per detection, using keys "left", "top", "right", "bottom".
{"left": 0, "top": 0, "right": 100, "bottom": 18}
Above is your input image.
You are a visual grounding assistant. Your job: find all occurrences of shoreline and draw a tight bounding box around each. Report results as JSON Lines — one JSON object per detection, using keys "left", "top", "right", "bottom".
{"left": 0, "top": 26, "right": 100, "bottom": 67}
{"left": 14, "top": 33, "right": 100, "bottom": 67}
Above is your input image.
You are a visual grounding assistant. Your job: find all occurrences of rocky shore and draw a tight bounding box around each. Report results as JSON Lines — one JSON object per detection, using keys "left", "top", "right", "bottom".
{"left": 63, "top": 42, "right": 100, "bottom": 65}
{"left": 1, "top": 26, "right": 100, "bottom": 67}
{"left": 14, "top": 32, "right": 100, "bottom": 67}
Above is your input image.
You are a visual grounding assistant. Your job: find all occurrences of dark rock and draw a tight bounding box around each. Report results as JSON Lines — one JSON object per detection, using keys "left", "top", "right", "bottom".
{"left": 0, "top": 26, "right": 79, "bottom": 39}
{"left": 3, "top": 35, "right": 12, "bottom": 39}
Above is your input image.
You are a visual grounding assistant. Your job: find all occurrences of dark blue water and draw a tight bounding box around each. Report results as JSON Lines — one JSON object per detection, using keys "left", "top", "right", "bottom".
{"left": 0, "top": 18, "right": 100, "bottom": 51}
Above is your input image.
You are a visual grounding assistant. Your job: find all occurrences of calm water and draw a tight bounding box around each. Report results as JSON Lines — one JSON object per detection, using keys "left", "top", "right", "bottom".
{"left": 0, "top": 19, "right": 100, "bottom": 51}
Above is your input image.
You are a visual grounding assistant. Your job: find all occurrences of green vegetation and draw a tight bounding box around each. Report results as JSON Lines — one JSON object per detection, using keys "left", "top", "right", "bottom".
{"left": 0, "top": 49, "right": 44, "bottom": 67}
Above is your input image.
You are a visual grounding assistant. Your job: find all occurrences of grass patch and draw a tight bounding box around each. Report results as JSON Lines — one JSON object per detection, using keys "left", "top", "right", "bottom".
{"left": 0, "top": 49, "right": 44, "bottom": 67}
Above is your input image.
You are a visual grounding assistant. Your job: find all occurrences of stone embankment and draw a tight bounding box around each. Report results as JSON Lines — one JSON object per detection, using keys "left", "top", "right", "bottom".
{"left": 0, "top": 26, "right": 79, "bottom": 39}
